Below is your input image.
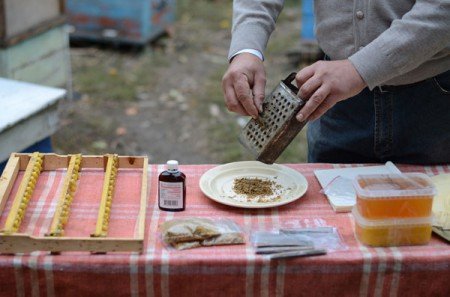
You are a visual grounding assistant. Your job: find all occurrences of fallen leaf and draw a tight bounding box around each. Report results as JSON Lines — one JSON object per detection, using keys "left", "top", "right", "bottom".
{"left": 179, "top": 103, "right": 189, "bottom": 111}
{"left": 140, "top": 121, "right": 151, "bottom": 128}
{"left": 169, "top": 89, "right": 185, "bottom": 102}
{"left": 92, "top": 140, "right": 108, "bottom": 150}
{"left": 125, "top": 107, "right": 139, "bottom": 116}
{"left": 108, "top": 67, "right": 118, "bottom": 76}
{"left": 116, "top": 127, "right": 127, "bottom": 136}
{"left": 178, "top": 55, "right": 188, "bottom": 64}
{"left": 136, "top": 91, "right": 151, "bottom": 101}
{"left": 209, "top": 104, "right": 221, "bottom": 117}
{"left": 219, "top": 19, "right": 230, "bottom": 29}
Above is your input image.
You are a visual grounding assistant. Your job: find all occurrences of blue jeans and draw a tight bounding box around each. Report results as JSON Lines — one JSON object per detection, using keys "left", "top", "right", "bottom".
{"left": 307, "top": 70, "right": 450, "bottom": 164}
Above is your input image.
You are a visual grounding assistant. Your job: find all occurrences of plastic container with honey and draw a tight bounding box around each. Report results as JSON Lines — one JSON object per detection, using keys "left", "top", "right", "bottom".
{"left": 353, "top": 173, "right": 436, "bottom": 219}
{"left": 352, "top": 208, "right": 433, "bottom": 246}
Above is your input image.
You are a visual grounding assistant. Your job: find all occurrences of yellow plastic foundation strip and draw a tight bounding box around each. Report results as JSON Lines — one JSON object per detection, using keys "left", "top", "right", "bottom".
{"left": 47, "top": 154, "right": 82, "bottom": 237}
{"left": 1, "top": 152, "right": 43, "bottom": 234}
{"left": 91, "top": 154, "right": 118, "bottom": 237}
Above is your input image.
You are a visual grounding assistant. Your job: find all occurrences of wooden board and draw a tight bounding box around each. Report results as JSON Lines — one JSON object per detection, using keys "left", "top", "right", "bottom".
{"left": 0, "top": 155, "right": 19, "bottom": 214}
{"left": 0, "top": 234, "right": 143, "bottom": 253}
{"left": 0, "top": 0, "right": 65, "bottom": 47}
{"left": 0, "top": 153, "right": 148, "bottom": 253}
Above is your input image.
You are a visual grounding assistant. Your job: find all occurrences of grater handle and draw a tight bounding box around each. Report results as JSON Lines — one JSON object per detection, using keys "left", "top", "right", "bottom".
{"left": 282, "top": 73, "right": 300, "bottom": 94}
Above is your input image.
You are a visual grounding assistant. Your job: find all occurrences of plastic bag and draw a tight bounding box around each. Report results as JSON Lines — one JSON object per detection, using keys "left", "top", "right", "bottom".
{"left": 320, "top": 176, "right": 356, "bottom": 205}
{"left": 279, "top": 227, "right": 347, "bottom": 252}
{"left": 160, "top": 217, "right": 245, "bottom": 250}
{"left": 250, "top": 227, "right": 346, "bottom": 259}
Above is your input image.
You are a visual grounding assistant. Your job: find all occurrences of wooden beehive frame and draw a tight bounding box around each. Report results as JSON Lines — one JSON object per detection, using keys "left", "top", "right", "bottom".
{"left": 0, "top": 153, "right": 148, "bottom": 253}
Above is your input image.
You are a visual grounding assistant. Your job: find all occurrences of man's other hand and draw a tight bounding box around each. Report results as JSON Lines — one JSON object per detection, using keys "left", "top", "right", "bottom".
{"left": 222, "top": 53, "right": 266, "bottom": 118}
{"left": 295, "top": 60, "right": 367, "bottom": 122}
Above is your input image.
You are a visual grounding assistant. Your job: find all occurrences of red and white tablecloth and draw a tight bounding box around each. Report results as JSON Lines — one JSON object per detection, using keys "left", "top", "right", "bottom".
{"left": 0, "top": 163, "right": 449, "bottom": 297}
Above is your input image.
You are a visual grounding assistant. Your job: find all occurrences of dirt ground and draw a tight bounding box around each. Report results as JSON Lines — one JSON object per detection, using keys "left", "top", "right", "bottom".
{"left": 53, "top": 0, "right": 310, "bottom": 164}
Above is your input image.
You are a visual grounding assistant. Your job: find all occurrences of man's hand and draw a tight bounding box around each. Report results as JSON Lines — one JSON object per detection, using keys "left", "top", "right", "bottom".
{"left": 222, "top": 53, "right": 266, "bottom": 118}
{"left": 295, "top": 59, "right": 367, "bottom": 122}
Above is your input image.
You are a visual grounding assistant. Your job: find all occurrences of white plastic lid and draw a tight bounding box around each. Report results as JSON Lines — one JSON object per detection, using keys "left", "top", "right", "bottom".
{"left": 353, "top": 173, "right": 436, "bottom": 199}
{"left": 352, "top": 207, "right": 433, "bottom": 227}
{"left": 167, "top": 160, "right": 179, "bottom": 171}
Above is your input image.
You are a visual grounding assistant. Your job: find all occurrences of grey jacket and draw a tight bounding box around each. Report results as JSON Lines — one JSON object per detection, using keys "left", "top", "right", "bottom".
{"left": 229, "top": 0, "right": 450, "bottom": 89}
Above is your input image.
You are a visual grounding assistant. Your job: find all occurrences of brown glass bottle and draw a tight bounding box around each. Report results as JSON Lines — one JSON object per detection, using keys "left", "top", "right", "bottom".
{"left": 158, "top": 160, "right": 186, "bottom": 211}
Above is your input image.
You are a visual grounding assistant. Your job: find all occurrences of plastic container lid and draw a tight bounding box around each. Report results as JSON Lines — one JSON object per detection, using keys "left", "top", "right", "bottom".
{"left": 352, "top": 207, "right": 433, "bottom": 227}
{"left": 353, "top": 173, "right": 436, "bottom": 199}
{"left": 167, "top": 160, "right": 179, "bottom": 171}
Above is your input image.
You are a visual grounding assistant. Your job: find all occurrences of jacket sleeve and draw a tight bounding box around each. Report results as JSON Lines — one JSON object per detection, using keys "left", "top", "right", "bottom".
{"left": 228, "top": 0, "right": 285, "bottom": 60}
{"left": 348, "top": 0, "right": 450, "bottom": 89}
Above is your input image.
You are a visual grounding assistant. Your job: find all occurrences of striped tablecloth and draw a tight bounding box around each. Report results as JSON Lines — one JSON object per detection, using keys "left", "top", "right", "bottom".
{"left": 0, "top": 163, "right": 449, "bottom": 297}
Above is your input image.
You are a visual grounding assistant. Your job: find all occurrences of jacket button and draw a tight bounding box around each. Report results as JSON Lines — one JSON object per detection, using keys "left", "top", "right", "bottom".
{"left": 356, "top": 11, "right": 364, "bottom": 19}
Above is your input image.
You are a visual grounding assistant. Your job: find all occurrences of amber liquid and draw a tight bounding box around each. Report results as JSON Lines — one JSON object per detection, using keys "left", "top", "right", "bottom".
{"left": 357, "top": 195, "right": 433, "bottom": 219}
{"left": 356, "top": 176, "right": 433, "bottom": 219}
{"left": 158, "top": 170, "right": 186, "bottom": 211}
{"left": 356, "top": 223, "right": 432, "bottom": 246}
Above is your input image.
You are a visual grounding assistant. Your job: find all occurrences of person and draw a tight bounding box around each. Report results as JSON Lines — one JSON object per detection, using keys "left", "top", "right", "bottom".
{"left": 222, "top": 0, "right": 450, "bottom": 164}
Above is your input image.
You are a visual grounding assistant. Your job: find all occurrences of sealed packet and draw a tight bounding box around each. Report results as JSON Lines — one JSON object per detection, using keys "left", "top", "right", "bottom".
{"left": 160, "top": 217, "right": 245, "bottom": 250}
{"left": 250, "top": 226, "right": 346, "bottom": 259}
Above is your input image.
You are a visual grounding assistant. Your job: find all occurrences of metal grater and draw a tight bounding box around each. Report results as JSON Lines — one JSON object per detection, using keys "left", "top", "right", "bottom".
{"left": 239, "top": 73, "right": 307, "bottom": 164}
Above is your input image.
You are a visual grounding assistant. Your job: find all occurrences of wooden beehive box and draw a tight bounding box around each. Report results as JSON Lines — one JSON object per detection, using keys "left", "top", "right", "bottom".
{"left": 0, "top": 78, "right": 66, "bottom": 163}
{"left": 66, "top": 0, "right": 175, "bottom": 45}
{"left": 0, "top": 0, "right": 66, "bottom": 47}
{"left": 0, "top": 26, "right": 71, "bottom": 89}
{"left": 0, "top": 153, "right": 148, "bottom": 253}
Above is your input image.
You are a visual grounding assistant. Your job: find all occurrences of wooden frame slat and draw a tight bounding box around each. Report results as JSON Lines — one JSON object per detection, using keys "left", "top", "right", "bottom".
{"left": 2, "top": 152, "right": 43, "bottom": 234}
{"left": 47, "top": 154, "right": 81, "bottom": 236}
{"left": 91, "top": 154, "right": 118, "bottom": 237}
{"left": 137, "top": 158, "right": 148, "bottom": 239}
{"left": 0, "top": 234, "right": 142, "bottom": 253}
{"left": 0, "top": 154, "right": 20, "bottom": 214}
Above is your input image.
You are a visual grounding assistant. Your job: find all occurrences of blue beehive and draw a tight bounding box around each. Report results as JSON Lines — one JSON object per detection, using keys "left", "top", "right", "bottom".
{"left": 66, "top": 0, "right": 175, "bottom": 45}
{"left": 301, "top": 0, "right": 315, "bottom": 40}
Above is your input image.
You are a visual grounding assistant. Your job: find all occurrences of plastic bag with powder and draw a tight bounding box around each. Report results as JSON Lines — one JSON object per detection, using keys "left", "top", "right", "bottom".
{"left": 160, "top": 217, "right": 245, "bottom": 250}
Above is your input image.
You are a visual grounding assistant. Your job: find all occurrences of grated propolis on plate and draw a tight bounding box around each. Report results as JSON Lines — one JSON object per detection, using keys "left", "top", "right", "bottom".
{"left": 232, "top": 177, "right": 282, "bottom": 203}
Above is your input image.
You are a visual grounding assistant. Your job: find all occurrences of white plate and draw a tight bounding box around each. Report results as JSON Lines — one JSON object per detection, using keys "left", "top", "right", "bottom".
{"left": 199, "top": 161, "right": 308, "bottom": 209}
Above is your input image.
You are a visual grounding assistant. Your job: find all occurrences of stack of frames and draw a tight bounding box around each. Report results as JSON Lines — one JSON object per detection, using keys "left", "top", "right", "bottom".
{"left": 0, "top": 153, "right": 148, "bottom": 253}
